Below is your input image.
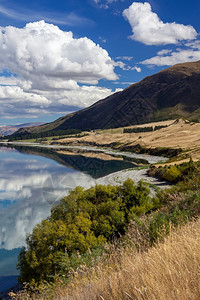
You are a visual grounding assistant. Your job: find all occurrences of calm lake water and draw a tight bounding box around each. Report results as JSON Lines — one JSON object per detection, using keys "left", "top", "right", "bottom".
{"left": 0, "top": 144, "right": 164, "bottom": 292}
{"left": 0, "top": 144, "right": 143, "bottom": 292}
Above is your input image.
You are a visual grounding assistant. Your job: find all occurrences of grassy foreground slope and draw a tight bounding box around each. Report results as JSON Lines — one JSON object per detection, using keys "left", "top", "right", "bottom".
{"left": 16, "top": 159, "right": 200, "bottom": 299}
{"left": 28, "top": 218, "right": 200, "bottom": 300}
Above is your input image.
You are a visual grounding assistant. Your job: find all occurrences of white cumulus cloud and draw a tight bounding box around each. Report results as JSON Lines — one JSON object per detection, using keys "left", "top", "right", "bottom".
{"left": 0, "top": 21, "right": 119, "bottom": 119}
{"left": 0, "top": 84, "right": 117, "bottom": 119}
{"left": 123, "top": 2, "right": 197, "bottom": 45}
{"left": 0, "top": 86, "right": 49, "bottom": 104}
{"left": 0, "top": 85, "right": 51, "bottom": 119}
{"left": 0, "top": 20, "right": 117, "bottom": 86}
{"left": 58, "top": 86, "right": 119, "bottom": 108}
{"left": 141, "top": 42, "right": 200, "bottom": 66}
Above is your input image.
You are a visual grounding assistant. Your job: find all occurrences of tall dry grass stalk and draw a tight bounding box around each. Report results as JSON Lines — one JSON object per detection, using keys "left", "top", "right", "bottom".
{"left": 17, "top": 218, "right": 200, "bottom": 300}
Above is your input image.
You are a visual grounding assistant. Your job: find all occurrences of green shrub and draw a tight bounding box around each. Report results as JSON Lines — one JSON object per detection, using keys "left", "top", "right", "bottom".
{"left": 163, "top": 166, "right": 181, "bottom": 183}
{"left": 17, "top": 180, "right": 152, "bottom": 286}
{"left": 134, "top": 189, "right": 200, "bottom": 246}
{"left": 148, "top": 160, "right": 200, "bottom": 185}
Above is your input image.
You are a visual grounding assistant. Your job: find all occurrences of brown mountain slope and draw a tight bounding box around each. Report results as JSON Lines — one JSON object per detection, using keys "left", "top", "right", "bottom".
{"left": 15, "top": 60, "right": 200, "bottom": 135}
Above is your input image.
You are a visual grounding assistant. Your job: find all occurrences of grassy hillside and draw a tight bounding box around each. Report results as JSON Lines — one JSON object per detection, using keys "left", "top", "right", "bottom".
{"left": 16, "top": 201, "right": 200, "bottom": 299}
{"left": 25, "top": 218, "right": 200, "bottom": 300}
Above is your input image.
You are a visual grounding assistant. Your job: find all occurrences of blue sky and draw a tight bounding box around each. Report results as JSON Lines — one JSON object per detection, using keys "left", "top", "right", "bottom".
{"left": 0, "top": 0, "right": 199, "bottom": 125}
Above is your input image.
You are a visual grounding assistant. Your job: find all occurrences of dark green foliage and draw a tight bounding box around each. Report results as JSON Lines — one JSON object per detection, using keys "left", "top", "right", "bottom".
{"left": 18, "top": 180, "right": 151, "bottom": 286}
{"left": 148, "top": 158, "right": 200, "bottom": 184}
{"left": 7, "top": 129, "right": 82, "bottom": 141}
{"left": 134, "top": 189, "right": 200, "bottom": 246}
{"left": 131, "top": 159, "right": 200, "bottom": 246}
{"left": 123, "top": 126, "right": 153, "bottom": 133}
{"left": 154, "top": 125, "right": 168, "bottom": 131}
{"left": 119, "top": 144, "right": 182, "bottom": 158}
{"left": 123, "top": 125, "right": 168, "bottom": 134}
{"left": 57, "top": 246, "right": 105, "bottom": 282}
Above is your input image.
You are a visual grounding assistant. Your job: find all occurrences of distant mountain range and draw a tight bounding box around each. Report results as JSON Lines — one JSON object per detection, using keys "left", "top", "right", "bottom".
{"left": 14, "top": 60, "right": 200, "bottom": 136}
{"left": 0, "top": 123, "right": 44, "bottom": 136}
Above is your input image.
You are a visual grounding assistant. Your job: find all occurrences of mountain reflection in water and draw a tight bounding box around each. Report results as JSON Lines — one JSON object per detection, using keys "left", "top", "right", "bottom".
{"left": 10, "top": 145, "right": 145, "bottom": 178}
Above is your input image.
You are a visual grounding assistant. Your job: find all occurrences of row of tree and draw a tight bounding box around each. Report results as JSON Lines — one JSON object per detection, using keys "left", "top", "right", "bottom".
{"left": 123, "top": 125, "right": 168, "bottom": 133}
{"left": 5, "top": 129, "right": 82, "bottom": 141}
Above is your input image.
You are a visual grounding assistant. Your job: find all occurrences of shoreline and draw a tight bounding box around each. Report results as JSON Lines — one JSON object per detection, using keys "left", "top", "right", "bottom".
{"left": 0, "top": 141, "right": 168, "bottom": 164}
{"left": 95, "top": 167, "right": 170, "bottom": 191}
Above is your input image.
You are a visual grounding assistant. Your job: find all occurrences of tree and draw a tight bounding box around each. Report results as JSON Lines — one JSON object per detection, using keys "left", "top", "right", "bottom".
{"left": 18, "top": 180, "right": 152, "bottom": 286}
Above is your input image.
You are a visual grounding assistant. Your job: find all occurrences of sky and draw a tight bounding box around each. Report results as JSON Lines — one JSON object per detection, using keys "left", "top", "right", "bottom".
{"left": 0, "top": 0, "right": 199, "bottom": 125}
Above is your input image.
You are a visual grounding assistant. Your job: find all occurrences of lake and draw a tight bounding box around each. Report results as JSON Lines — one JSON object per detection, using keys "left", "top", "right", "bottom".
{"left": 0, "top": 144, "right": 164, "bottom": 293}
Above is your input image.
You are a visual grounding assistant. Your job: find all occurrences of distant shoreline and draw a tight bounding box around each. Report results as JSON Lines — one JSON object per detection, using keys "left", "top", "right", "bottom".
{"left": 0, "top": 141, "right": 167, "bottom": 164}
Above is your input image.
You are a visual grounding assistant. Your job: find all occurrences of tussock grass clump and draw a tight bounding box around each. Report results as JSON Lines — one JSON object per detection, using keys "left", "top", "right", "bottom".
{"left": 17, "top": 218, "right": 200, "bottom": 300}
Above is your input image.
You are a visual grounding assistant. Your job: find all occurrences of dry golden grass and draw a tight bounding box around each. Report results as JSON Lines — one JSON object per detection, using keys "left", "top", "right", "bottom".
{"left": 54, "top": 119, "right": 200, "bottom": 160}
{"left": 17, "top": 218, "right": 200, "bottom": 300}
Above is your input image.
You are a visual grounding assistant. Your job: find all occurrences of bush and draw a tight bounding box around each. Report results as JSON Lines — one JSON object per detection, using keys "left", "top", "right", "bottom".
{"left": 163, "top": 166, "right": 181, "bottom": 183}
{"left": 128, "top": 188, "right": 200, "bottom": 248}
{"left": 148, "top": 159, "right": 200, "bottom": 185}
{"left": 17, "top": 180, "right": 152, "bottom": 286}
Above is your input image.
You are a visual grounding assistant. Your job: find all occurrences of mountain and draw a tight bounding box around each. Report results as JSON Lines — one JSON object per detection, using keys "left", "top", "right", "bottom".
{"left": 0, "top": 123, "right": 44, "bottom": 136}
{"left": 14, "top": 60, "right": 200, "bottom": 135}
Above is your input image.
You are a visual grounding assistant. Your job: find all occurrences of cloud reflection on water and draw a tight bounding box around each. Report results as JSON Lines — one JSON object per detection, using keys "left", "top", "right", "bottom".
{"left": 0, "top": 149, "right": 95, "bottom": 250}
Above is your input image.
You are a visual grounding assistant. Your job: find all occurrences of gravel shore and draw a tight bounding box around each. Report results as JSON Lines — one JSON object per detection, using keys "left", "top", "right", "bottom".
{"left": 96, "top": 167, "right": 170, "bottom": 190}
